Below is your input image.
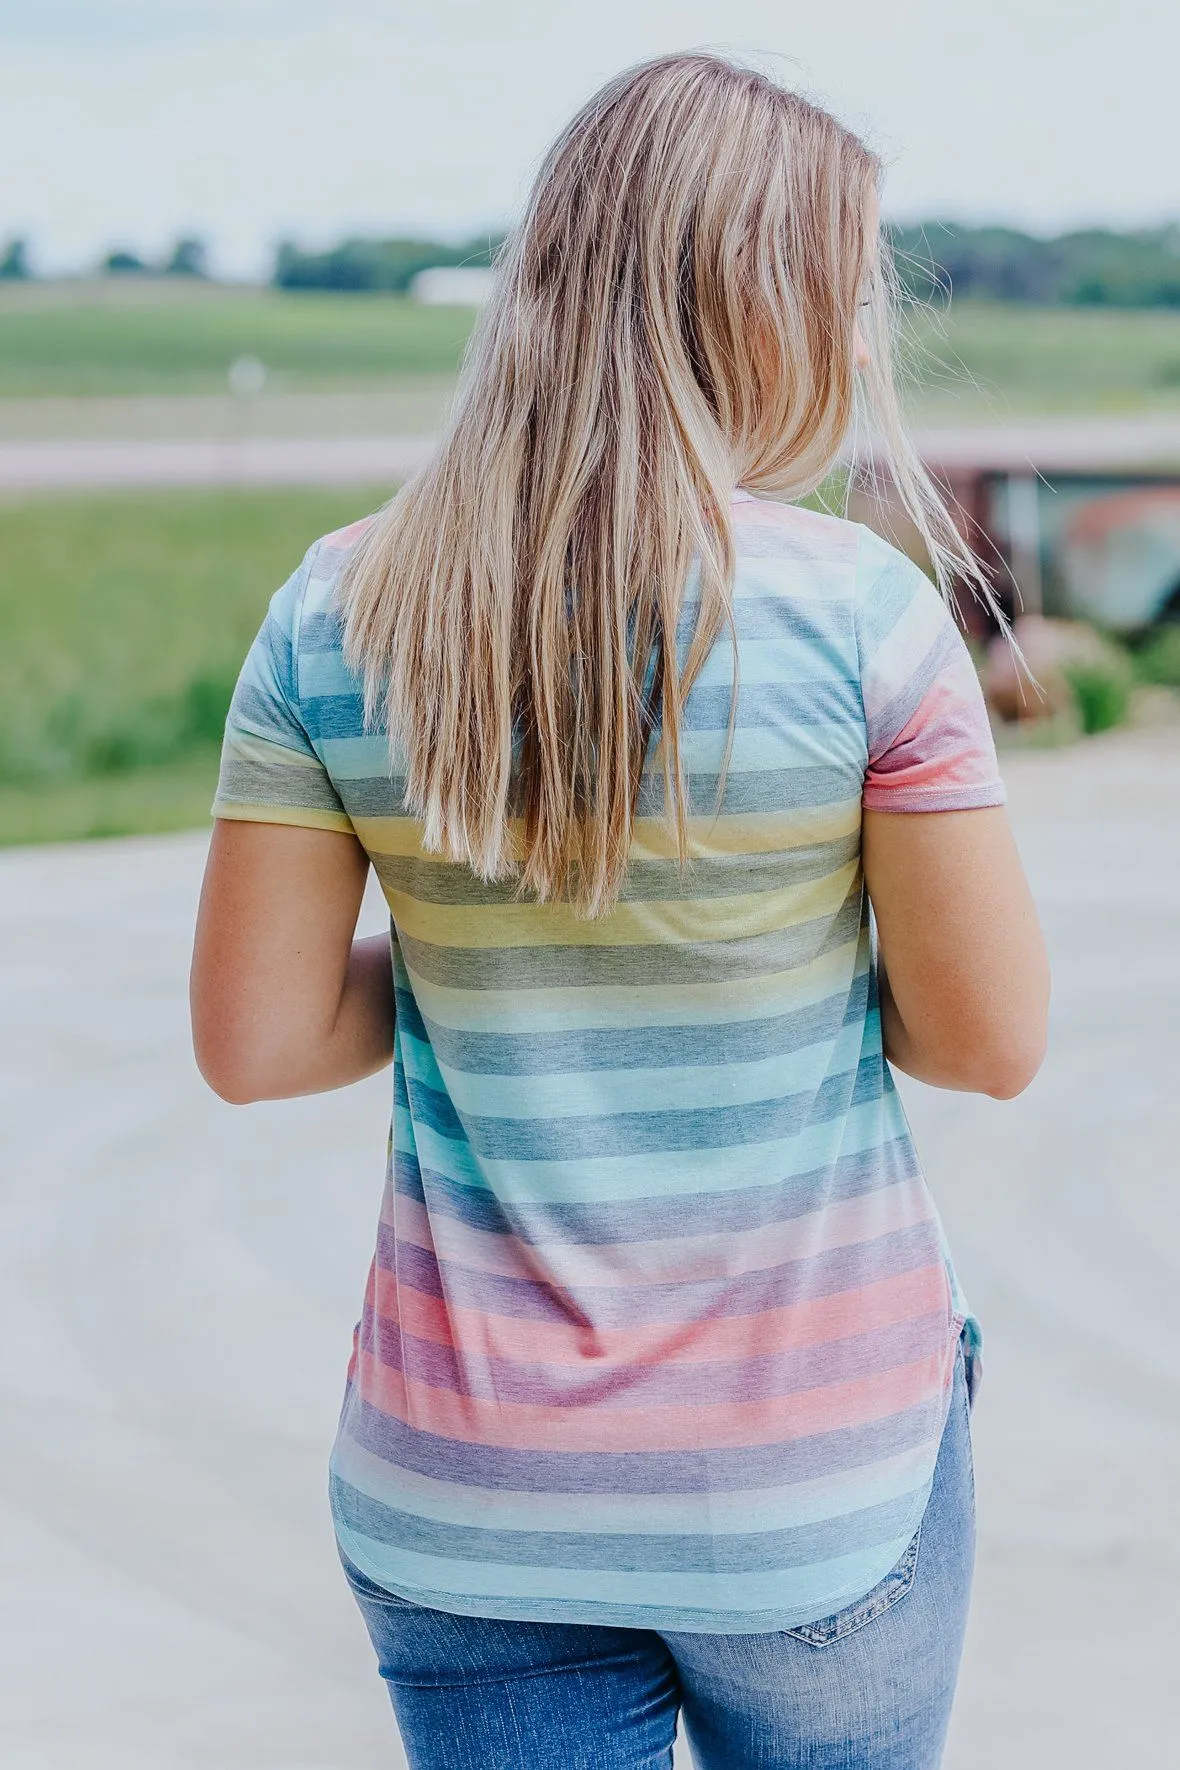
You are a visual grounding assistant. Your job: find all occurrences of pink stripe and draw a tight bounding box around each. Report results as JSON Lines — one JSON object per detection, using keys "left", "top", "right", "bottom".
{"left": 353, "top": 1344, "right": 948, "bottom": 1452}
{"left": 382, "top": 1181, "right": 937, "bottom": 1289}
{"left": 372, "top": 1260, "right": 950, "bottom": 1368}
{"left": 866, "top": 671, "right": 999, "bottom": 798}
{"left": 733, "top": 496, "right": 859, "bottom": 556}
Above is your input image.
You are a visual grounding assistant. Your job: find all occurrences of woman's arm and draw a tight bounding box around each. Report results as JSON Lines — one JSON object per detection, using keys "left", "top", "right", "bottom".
{"left": 190, "top": 820, "right": 395, "bottom": 1105}
{"left": 862, "top": 805, "right": 1050, "bottom": 1100}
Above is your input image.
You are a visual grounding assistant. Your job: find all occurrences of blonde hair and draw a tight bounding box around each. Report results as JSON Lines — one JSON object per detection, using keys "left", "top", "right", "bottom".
{"left": 340, "top": 51, "right": 993, "bottom": 915}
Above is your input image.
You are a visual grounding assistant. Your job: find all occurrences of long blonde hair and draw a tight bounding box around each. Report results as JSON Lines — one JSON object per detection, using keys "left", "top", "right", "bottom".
{"left": 340, "top": 51, "right": 991, "bottom": 915}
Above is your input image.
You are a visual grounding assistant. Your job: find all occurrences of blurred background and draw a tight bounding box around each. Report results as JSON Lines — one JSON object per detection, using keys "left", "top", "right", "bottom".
{"left": 2, "top": 4, "right": 1178, "bottom": 1768}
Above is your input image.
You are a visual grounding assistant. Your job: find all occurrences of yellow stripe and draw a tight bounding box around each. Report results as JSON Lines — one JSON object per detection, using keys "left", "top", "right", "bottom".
{"left": 384, "top": 860, "right": 859, "bottom": 950}
{"left": 211, "top": 800, "right": 356, "bottom": 835}
{"left": 225, "top": 729, "right": 328, "bottom": 771}
{"left": 631, "top": 805, "right": 861, "bottom": 858}
{"left": 403, "top": 933, "right": 871, "bottom": 1030}
{"left": 350, "top": 801, "right": 861, "bottom": 863}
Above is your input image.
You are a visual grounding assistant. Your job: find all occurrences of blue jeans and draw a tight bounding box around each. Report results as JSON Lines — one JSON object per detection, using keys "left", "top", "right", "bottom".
{"left": 341, "top": 1337, "right": 977, "bottom": 1769}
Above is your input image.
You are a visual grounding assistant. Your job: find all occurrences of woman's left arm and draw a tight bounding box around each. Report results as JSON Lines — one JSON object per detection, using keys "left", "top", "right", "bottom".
{"left": 190, "top": 819, "right": 395, "bottom": 1105}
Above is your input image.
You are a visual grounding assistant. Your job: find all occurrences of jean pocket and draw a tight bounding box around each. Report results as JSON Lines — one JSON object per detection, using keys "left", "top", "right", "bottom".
{"left": 963, "top": 1341, "right": 983, "bottom": 1413}
{"left": 784, "top": 1522, "right": 923, "bottom": 1647}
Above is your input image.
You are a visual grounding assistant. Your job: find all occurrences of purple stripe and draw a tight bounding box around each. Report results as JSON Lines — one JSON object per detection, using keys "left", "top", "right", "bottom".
{"left": 337, "top": 1387, "right": 946, "bottom": 1494}
{"left": 358, "top": 1307, "right": 949, "bottom": 1409}
{"left": 378, "top": 1217, "right": 943, "bottom": 1328}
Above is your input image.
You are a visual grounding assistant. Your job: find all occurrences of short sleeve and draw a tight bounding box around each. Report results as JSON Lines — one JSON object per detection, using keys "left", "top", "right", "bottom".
{"left": 854, "top": 528, "right": 1006, "bottom": 813}
{"left": 211, "top": 542, "right": 354, "bottom": 834}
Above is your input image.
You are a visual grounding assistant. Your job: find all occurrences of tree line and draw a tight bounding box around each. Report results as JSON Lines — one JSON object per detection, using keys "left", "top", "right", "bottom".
{"left": 271, "top": 223, "right": 1180, "bottom": 306}
{"left": 3, "top": 223, "right": 1180, "bottom": 307}
{"left": 0, "top": 237, "right": 208, "bottom": 280}
{"left": 273, "top": 233, "right": 504, "bottom": 293}
{"left": 888, "top": 222, "right": 1180, "bottom": 307}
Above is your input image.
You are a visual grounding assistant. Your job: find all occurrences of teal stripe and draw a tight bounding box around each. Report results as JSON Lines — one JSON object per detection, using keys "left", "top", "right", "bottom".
{"left": 331, "top": 1471, "right": 927, "bottom": 1574}
{"left": 400, "top": 1090, "right": 908, "bottom": 1205}
{"left": 330, "top": 1430, "right": 934, "bottom": 1537}
{"left": 402, "top": 973, "right": 868, "bottom": 1071}
{"left": 405, "top": 1013, "right": 879, "bottom": 1119}
{"left": 332, "top": 1513, "right": 927, "bottom": 1627}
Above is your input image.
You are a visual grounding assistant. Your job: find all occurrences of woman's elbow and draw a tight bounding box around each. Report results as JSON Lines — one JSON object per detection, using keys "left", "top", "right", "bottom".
{"left": 190, "top": 971, "right": 305, "bottom": 1103}
{"left": 979, "top": 1047, "right": 1044, "bottom": 1100}
{"left": 943, "top": 964, "right": 1051, "bottom": 1100}
{"left": 970, "top": 1021, "right": 1049, "bottom": 1100}
{"left": 191, "top": 1014, "right": 293, "bottom": 1105}
{"left": 193, "top": 1041, "right": 272, "bottom": 1105}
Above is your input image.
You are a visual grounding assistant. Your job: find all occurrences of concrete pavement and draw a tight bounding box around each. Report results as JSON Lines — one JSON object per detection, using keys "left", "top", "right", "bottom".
{"left": 2, "top": 725, "right": 1178, "bottom": 1767}
{"left": 2, "top": 415, "right": 1180, "bottom": 491}
{"left": 0, "top": 433, "right": 435, "bottom": 492}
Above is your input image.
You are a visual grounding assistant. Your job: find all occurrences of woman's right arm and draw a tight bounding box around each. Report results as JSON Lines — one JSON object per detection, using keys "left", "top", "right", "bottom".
{"left": 862, "top": 804, "right": 1049, "bottom": 1099}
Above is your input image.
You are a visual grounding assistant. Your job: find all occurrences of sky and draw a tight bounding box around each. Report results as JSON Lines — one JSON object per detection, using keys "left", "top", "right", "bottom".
{"left": 3, "top": 0, "right": 1176, "bottom": 279}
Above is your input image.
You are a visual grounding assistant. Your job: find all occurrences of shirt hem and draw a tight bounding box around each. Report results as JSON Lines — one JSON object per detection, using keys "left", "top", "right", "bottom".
{"left": 329, "top": 1323, "right": 965, "bottom": 1641}
{"left": 334, "top": 1480, "right": 935, "bottom": 1635}
{"left": 861, "top": 782, "right": 1007, "bottom": 813}
{"left": 210, "top": 798, "right": 356, "bottom": 834}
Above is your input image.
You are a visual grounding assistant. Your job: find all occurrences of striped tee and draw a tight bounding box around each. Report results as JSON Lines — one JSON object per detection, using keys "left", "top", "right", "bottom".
{"left": 213, "top": 490, "right": 1005, "bottom": 1633}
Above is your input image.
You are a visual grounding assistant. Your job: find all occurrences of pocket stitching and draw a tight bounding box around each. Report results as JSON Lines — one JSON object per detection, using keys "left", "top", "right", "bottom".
{"left": 783, "top": 1521, "right": 923, "bottom": 1647}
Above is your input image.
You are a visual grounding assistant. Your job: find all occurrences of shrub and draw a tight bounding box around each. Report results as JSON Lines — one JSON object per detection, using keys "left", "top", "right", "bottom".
{"left": 1133, "top": 625, "right": 1180, "bottom": 687}
{"left": 164, "top": 236, "right": 208, "bottom": 278}
{"left": 0, "top": 237, "right": 30, "bottom": 280}
{"left": 1063, "top": 661, "right": 1132, "bottom": 735}
{"left": 2, "top": 669, "right": 238, "bottom": 784}
{"left": 102, "top": 248, "right": 149, "bottom": 275}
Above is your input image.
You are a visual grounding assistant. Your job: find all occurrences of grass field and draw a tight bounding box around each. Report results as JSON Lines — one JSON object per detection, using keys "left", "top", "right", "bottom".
{"left": 0, "top": 281, "right": 474, "bottom": 399}
{"left": 901, "top": 301, "right": 1180, "bottom": 419}
{"left": 0, "top": 486, "right": 383, "bottom": 846}
{"left": 4, "top": 280, "right": 1180, "bottom": 416}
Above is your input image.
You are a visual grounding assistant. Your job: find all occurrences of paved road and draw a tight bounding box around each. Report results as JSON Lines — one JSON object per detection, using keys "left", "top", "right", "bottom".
{"left": 2, "top": 415, "right": 1180, "bottom": 490}
{"left": 2, "top": 725, "right": 1178, "bottom": 1768}
{"left": 0, "top": 433, "right": 435, "bottom": 492}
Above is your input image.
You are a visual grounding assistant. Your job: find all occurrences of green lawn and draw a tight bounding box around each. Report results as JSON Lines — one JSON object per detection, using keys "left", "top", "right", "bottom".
{"left": 4, "top": 280, "right": 1180, "bottom": 415}
{"left": 0, "top": 753, "right": 225, "bottom": 846}
{"left": 0, "top": 486, "right": 385, "bottom": 846}
{"left": 902, "top": 299, "right": 1180, "bottom": 418}
{"left": 0, "top": 282, "right": 474, "bottom": 398}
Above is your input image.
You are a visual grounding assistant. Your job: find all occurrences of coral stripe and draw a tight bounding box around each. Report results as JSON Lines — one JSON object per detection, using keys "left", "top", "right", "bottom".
{"left": 353, "top": 1345, "right": 947, "bottom": 1453}
{"left": 370, "top": 1259, "right": 949, "bottom": 1369}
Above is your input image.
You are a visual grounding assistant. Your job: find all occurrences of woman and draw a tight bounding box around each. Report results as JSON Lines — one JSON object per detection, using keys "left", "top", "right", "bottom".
{"left": 191, "top": 51, "right": 1049, "bottom": 1770}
